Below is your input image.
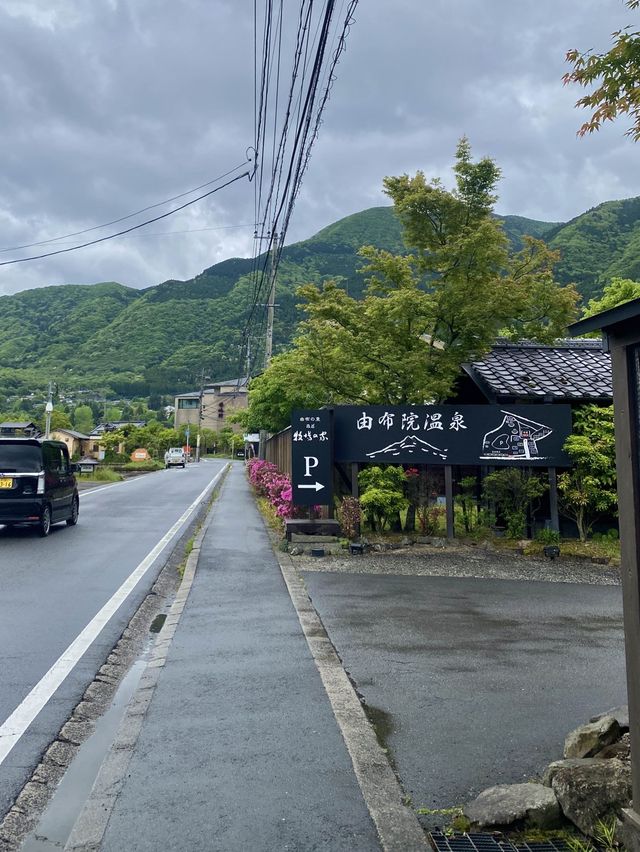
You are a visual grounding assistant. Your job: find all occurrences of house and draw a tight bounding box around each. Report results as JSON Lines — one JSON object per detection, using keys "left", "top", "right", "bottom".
{"left": 51, "top": 428, "right": 91, "bottom": 459}
{"left": 174, "top": 378, "right": 248, "bottom": 435}
{"left": 86, "top": 421, "right": 148, "bottom": 459}
{"left": 0, "top": 421, "right": 40, "bottom": 437}
{"left": 90, "top": 420, "right": 147, "bottom": 436}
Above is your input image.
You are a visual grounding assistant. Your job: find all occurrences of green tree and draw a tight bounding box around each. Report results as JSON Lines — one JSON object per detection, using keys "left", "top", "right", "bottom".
{"left": 582, "top": 277, "right": 640, "bottom": 319}
{"left": 247, "top": 140, "right": 579, "bottom": 431}
{"left": 558, "top": 405, "right": 617, "bottom": 541}
{"left": 482, "top": 469, "right": 547, "bottom": 539}
{"left": 358, "top": 466, "right": 408, "bottom": 532}
{"left": 73, "top": 404, "right": 95, "bottom": 434}
{"left": 564, "top": 0, "right": 640, "bottom": 140}
{"left": 38, "top": 407, "right": 72, "bottom": 433}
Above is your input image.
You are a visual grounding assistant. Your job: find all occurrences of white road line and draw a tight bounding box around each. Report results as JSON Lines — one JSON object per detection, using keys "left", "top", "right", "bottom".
{"left": 0, "top": 466, "right": 226, "bottom": 767}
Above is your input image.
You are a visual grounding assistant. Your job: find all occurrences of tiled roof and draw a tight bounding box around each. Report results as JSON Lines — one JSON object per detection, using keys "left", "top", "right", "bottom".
{"left": 464, "top": 339, "right": 612, "bottom": 402}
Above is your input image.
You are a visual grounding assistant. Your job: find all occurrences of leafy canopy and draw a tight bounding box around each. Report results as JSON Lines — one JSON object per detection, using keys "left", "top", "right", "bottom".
{"left": 246, "top": 140, "right": 579, "bottom": 432}
{"left": 564, "top": 0, "right": 640, "bottom": 140}
{"left": 558, "top": 405, "right": 617, "bottom": 541}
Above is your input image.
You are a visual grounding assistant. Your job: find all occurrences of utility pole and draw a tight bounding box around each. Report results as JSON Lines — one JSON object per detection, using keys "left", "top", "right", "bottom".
{"left": 259, "top": 232, "right": 278, "bottom": 459}
{"left": 44, "top": 381, "right": 54, "bottom": 439}
{"left": 196, "top": 367, "right": 208, "bottom": 463}
{"left": 264, "top": 231, "right": 278, "bottom": 368}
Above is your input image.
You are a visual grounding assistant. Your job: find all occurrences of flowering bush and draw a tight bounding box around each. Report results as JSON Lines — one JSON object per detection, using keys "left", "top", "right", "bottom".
{"left": 246, "top": 458, "right": 299, "bottom": 521}
{"left": 337, "top": 496, "right": 361, "bottom": 540}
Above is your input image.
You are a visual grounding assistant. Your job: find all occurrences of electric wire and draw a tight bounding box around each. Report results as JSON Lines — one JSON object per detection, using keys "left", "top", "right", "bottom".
{"left": 0, "top": 159, "right": 252, "bottom": 255}
{"left": 0, "top": 170, "right": 251, "bottom": 267}
{"left": 239, "top": 0, "right": 359, "bottom": 383}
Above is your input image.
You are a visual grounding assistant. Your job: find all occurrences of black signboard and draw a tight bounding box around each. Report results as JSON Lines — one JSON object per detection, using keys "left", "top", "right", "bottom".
{"left": 291, "top": 409, "right": 334, "bottom": 505}
{"left": 332, "top": 404, "right": 572, "bottom": 467}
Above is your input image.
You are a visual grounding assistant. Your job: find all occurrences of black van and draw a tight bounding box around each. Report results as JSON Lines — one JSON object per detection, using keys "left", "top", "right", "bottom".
{"left": 0, "top": 439, "right": 80, "bottom": 536}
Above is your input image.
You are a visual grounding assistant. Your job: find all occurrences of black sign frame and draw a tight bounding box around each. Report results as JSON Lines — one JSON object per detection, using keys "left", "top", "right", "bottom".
{"left": 291, "top": 409, "right": 334, "bottom": 506}
{"left": 330, "top": 404, "right": 572, "bottom": 467}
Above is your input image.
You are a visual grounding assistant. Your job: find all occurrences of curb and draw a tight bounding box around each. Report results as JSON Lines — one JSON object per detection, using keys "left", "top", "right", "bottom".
{"left": 272, "top": 542, "right": 430, "bottom": 851}
{"left": 64, "top": 463, "right": 230, "bottom": 852}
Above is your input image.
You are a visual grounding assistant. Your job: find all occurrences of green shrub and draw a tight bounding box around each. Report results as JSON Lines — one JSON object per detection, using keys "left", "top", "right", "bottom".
{"left": 482, "top": 469, "right": 547, "bottom": 539}
{"left": 358, "top": 466, "right": 408, "bottom": 532}
{"left": 360, "top": 487, "right": 409, "bottom": 532}
{"left": 91, "top": 467, "right": 123, "bottom": 482}
{"left": 121, "top": 460, "right": 164, "bottom": 472}
{"left": 535, "top": 528, "right": 560, "bottom": 545}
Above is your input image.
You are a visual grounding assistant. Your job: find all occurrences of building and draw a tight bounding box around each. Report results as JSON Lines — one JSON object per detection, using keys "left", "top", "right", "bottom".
{"left": 0, "top": 421, "right": 40, "bottom": 437}
{"left": 51, "top": 428, "right": 91, "bottom": 458}
{"left": 174, "top": 378, "right": 248, "bottom": 434}
{"left": 457, "top": 338, "right": 612, "bottom": 405}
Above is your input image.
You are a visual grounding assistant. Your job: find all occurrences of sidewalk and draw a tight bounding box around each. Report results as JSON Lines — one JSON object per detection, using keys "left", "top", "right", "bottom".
{"left": 67, "top": 464, "right": 383, "bottom": 851}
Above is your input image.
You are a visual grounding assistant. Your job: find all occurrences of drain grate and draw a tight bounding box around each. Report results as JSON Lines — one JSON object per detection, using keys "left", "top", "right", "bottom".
{"left": 429, "top": 830, "right": 570, "bottom": 852}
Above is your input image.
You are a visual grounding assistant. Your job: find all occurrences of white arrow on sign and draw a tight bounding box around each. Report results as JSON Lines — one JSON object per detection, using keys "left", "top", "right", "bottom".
{"left": 297, "top": 481, "right": 325, "bottom": 491}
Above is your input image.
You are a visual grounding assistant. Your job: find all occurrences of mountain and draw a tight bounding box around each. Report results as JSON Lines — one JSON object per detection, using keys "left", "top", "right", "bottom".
{"left": 1, "top": 197, "right": 639, "bottom": 401}
{"left": 545, "top": 196, "right": 640, "bottom": 300}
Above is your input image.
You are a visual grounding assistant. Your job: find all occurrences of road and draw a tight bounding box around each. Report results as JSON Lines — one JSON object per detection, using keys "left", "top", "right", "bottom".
{"left": 303, "top": 571, "right": 627, "bottom": 811}
{"left": 0, "top": 460, "right": 225, "bottom": 822}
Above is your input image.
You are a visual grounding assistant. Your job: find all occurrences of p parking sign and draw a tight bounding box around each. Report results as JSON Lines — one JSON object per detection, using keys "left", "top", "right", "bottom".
{"left": 291, "top": 409, "right": 333, "bottom": 506}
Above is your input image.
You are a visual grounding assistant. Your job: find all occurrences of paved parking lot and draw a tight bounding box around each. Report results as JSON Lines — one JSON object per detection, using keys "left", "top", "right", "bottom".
{"left": 302, "top": 570, "right": 626, "bottom": 811}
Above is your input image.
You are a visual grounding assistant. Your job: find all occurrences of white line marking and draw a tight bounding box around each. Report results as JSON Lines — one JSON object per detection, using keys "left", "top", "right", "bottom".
{"left": 0, "top": 466, "right": 226, "bottom": 767}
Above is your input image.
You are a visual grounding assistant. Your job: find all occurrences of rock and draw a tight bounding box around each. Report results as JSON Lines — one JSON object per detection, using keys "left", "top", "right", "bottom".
{"left": 563, "top": 715, "right": 621, "bottom": 758}
{"left": 464, "top": 783, "right": 562, "bottom": 830}
{"left": 289, "top": 546, "right": 304, "bottom": 556}
{"left": 590, "top": 705, "right": 629, "bottom": 731}
{"left": 552, "top": 758, "right": 631, "bottom": 837}
{"left": 542, "top": 758, "right": 606, "bottom": 787}
{"left": 400, "top": 536, "right": 413, "bottom": 547}
{"left": 594, "top": 740, "right": 631, "bottom": 762}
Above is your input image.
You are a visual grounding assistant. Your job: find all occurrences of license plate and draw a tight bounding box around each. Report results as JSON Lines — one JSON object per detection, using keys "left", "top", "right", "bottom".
{"left": 0, "top": 478, "right": 13, "bottom": 489}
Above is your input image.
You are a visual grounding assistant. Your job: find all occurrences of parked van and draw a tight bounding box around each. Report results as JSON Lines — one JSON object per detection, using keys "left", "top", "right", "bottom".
{"left": 0, "top": 438, "right": 80, "bottom": 536}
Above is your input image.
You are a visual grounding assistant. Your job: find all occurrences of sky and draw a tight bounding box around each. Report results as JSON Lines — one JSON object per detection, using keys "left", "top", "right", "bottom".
{"left": 0, "top": 0, "right": 638, "bottom": 296}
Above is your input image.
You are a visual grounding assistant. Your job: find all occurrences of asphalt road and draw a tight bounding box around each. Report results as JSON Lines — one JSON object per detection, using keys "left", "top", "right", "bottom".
{"left": 302, "top": 572, "right": 627, "bottom": 811}
{"left": 0, "top": 460, "right": 225, "bottom": 822}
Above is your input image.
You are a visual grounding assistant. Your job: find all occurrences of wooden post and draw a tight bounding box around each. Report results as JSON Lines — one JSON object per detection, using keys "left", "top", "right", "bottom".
{"left": 351, "top": 463, "right": 359, "bottom": 498}
{"left": 444, "top": 465, "right": 455, "bottom": 540}
{"left": 548, "top": 467, "right": 559, "bottom": 533}
{"left": 612, "top": 342, "right": 640, "bottom": 827}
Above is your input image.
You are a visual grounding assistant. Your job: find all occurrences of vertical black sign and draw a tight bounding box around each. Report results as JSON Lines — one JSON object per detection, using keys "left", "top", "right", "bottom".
{"left": 291, "top": 409, "right": 333, "bottom": 506}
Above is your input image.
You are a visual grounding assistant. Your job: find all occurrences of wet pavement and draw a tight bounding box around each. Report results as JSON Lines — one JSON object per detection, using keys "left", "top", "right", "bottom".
{"left": 302, "top": 571, "right": 626, "bottom": 810}
{"left": 79, "top": 465, "right": 380, "bottom": 852}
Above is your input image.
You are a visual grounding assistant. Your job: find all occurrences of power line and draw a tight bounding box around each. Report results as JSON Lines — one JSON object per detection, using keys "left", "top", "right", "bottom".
{"left": 0, "top": 159, "right": 253, "bottom": 255}
{"left": 0, "top": 170, "right": 251, "bottom": 267}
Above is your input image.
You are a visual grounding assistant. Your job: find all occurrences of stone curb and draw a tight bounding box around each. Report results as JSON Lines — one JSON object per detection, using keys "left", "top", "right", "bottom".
{"left": 64, "top": 463, "right": 230, "bottom": 852}
{"left": 271, "top": 537, "right": 430, "bottom": 850}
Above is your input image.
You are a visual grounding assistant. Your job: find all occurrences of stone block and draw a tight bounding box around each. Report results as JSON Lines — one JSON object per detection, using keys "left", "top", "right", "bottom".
{"left": 464, "top": 782, "right": 562, "bottom": 830}
{"left": 563, "top": 714, "right": 621, "bottom": 758}
{"left": 552, "top": 757, "right": 631, "bottom": 836}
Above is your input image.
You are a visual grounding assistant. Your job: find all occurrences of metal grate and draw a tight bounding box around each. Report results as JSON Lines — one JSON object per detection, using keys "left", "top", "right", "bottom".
{"left": 429, "top": 830, "right": 570, "bottom": 852}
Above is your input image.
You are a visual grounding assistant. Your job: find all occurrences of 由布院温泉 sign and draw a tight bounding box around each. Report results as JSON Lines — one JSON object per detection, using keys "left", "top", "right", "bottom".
{"left": 327, "top": 405, "right": 572, "bottom": 467}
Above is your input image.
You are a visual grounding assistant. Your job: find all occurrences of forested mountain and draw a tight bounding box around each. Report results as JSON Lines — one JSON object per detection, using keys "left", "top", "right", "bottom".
{"left": 0, "top": 197, "right": 638, "bottom": 399}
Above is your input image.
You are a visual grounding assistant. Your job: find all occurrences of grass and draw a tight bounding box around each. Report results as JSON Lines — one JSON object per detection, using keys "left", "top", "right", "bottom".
{"left": 256, "top": 496, "right": 284, "bottom": 534}
{"left": 120, "top": 459, "right": 164, "bottom": 472}
{"left": 79, "top": 467, "right": 123, "bottom": 483}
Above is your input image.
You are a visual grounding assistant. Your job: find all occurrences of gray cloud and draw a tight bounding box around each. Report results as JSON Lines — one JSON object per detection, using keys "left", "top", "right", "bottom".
{"left": 0, "top": 0, "right": 637, "bottom": 295}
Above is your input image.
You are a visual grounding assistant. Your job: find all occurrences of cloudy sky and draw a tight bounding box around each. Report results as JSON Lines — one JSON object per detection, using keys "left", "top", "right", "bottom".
{"left": 0, "top": 0, "right": 637, "bottom": 296}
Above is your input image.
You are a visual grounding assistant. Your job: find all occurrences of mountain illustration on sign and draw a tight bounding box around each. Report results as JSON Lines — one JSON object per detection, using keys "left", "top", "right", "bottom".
{"left": 366, "top": 434, "right": 448, "bottom": 460}
{"left": 481, "top": 411, "right": 552, "bottom": 461}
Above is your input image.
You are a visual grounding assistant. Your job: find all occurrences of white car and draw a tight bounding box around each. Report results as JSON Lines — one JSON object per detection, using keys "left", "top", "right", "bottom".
{"left": 164, "top": 447, "right": 186, "bottom": 468}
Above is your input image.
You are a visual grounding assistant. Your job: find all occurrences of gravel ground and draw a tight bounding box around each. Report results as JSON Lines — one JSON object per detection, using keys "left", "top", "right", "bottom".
{"left": 294, "top": 542, "right": 620, "bottom": 585}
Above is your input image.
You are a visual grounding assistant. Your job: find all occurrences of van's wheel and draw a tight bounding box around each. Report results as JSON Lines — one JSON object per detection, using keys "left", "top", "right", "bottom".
{"left": 39, "top": 505, "right": 52, "bottom": 537}
{"left": 67, "top": 496, "right": 79, "bottom": 526}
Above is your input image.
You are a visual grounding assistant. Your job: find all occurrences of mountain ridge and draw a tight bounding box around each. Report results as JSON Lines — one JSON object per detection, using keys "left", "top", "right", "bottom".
{"left": 1, "top": 198, "right": 639, "bottom": 400}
